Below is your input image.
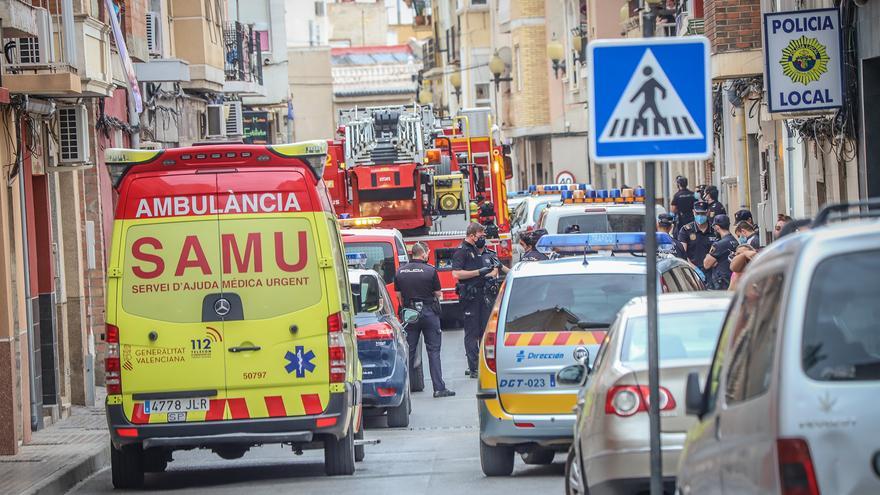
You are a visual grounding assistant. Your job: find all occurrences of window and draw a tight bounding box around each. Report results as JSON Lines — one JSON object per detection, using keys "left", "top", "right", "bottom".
{"left": 504, "top": 274, "right": 646, "bottom": 332}
{"left": 343, "top": 241, "right": 395, "bottom": 284}
{"left": 314, "top": 1, "right": 325, "bottom": 17}
{"left": 475, "top": 82, "right": 491, "bottom": 107}
{"left": 802, "top": 250, "right": 880, "bottom": 381}
{"left": 514, "top": 45, "right": 523, "bottom": 92}
{"left": 724, "top": 273, "right": 784, "bottom": 404}
{"left": 622, "top": 311, "right": 727, "bottom": 364}
{"left": 555, "top": 213, "right": 645, "bottom": 235}
{"left": 705, "top": 294, "right": 738, "bottom": 414}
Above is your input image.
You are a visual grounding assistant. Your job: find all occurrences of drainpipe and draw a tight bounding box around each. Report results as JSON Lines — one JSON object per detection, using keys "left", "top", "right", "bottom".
{"left": 15, "top": 109, "right": 40, "bottom": 430}
{"left": 61, "top": 0, "right": 77, "bottom": 66}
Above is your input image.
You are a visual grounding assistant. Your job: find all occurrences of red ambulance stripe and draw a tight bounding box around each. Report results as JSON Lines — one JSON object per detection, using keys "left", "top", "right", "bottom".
{"left": 205, "top": 399, "right": 226, "bottom": 421}
{"left": 301, "top": 394, "right": 323, "bottom": 415}
{"left": 553, "top": 332, "right": 571, "bottom": 346}
{"left": 528, "top": 332, "right": 547, "bottom": 346}
{"left": 505, "top": 334, "right": 519, "bottom": 346}
{"left": 227, "top": 398, "right": 250, "bottom": 419}
{"left": 131, "top": 403, "right": 150, "bottom": 424}
{"left": 592, "top": 331, "right": 608, "bottom": 344}
{"left": 265, "top": 396, "right": 287, "bottom": 417}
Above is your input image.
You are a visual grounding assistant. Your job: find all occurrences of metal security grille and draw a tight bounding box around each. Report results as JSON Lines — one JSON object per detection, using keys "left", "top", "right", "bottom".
{"left": 18, "top": 37, "right": 41, "bottom": 64}
{"left": 58, "top": 107, "right": 79, "bottom": 162}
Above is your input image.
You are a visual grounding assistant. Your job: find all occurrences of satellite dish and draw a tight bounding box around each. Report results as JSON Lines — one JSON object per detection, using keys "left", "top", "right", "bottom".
{"left": 497, "top": 47, "right": 512, "bottom": 66}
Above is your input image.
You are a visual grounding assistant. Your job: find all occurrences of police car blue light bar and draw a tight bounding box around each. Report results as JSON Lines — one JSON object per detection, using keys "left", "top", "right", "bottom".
{"left": 536, "top": 232, "right": 676, "bottom": 254}
{"left": 345, "top": 252, "right": 368, "bottom": 267}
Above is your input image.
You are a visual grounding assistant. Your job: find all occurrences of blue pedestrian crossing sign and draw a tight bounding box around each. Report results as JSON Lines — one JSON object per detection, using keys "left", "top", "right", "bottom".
{"left": 588, "top": 37, "right": 712, "bottom": 163}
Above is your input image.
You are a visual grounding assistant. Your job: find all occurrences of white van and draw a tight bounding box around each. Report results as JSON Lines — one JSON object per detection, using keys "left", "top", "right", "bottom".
{"left": 677, "top": 200, "right": 880, "bottom": 495}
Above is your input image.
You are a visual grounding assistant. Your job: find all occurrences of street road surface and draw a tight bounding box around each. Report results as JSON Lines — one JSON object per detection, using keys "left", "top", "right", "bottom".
{"left": 70, "top": 327, "right": 565, "bottom": 494}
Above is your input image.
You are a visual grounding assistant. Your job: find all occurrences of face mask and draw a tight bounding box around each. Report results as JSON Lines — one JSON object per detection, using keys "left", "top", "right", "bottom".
{"left": 694, "top": 192, "right": 700, "bottom": 200}
{"left": 739, "top": 236, "right": 748, "bottom": 244}
{"left": 694, "top": 214, "right": 708, "bottom": 225}
{"left": 475, "top": 237, "right": 487, "bottom": 249}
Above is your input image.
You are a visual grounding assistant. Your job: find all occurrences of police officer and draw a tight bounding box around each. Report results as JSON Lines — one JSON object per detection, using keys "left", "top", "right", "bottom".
{"left": 703, "top": 214, "right": 737, "bottom": 290}
{"left": 519, "top": 229, "right": 549, "bottom": 261}
{"left": 657, "top": 213, "right": 687, "bottom": 259}
{"left": 452, "top": 223, "right": 496, "bottom": 378}
{"left": 394, "top": 242, "right": 455, "bottom": 398}
{"left": 677, "top": 201, "right": 718, "bottom": 279}
{"left": 670, "top": 176, "right": 696, "bottom": 233}
{"left": 702, "top": 185, "right": 727, "bottom": 221}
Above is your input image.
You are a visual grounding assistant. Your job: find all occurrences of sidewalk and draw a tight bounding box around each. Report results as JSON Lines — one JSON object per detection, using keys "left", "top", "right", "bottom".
{"left": 0, "top": 390, "right": 109, "bottom": 495}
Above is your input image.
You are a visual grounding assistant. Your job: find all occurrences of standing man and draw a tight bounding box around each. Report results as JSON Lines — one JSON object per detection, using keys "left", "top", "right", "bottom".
{"left": 657, "top": 213, "right": 687, "bottom": 259}
{"left": 677, "top": 201, "right": 718, "bottom": 281}
{"left": 452, "top": 223, "right": 495, "bottom": 379}
{"left": 670, "top": 176, "right": 696, "bottom": 233}
{"left": 702, "top": 185, "right": 727, "bottom": 222}
{"left": 703, "top": 215, "right": 737, "bottom": 290}
{"left": 734, "top": 220, "right": 760, "bottom": 250}
{"left": 394, "top": 242, "right": 455, "bottom": 398}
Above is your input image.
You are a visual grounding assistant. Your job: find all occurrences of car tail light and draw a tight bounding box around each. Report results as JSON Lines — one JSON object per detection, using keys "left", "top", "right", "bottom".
{"left": 356, "top": 325, "right": 394, "bottom": 341}
{"left": 604, "top": 385, "right": 676, "bottom": 417}
{"left": 328, "top": 312, "right": 346, "bottom": 383}
{"left": 105, "top": 324, "right": 122, "bottom": 395}
{"left": 483, "top": 310, "right": 501, "bottom": 373}
{"left": 116, "top": 428, "right": 138, "bottom": 438}
{"left": 316, "top": 417, "right": 337, "bottom": 428}
{"left": 777, "top": 438, "right": 820, "bottom": 495}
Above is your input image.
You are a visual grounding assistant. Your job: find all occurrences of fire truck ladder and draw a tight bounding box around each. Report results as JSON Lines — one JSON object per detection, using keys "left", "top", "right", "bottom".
{"left": 339, "top": 105, "right": 435, "bottom": 166}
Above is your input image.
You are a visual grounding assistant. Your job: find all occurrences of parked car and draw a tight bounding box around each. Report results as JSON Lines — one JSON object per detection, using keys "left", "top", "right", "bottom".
{"left": 477, "top": 233, "right": 706, "bottom": 477}
{"left": 677, "top": 200, "right": 880, "bottom": 495}
{"left": 349, "top": 267, "right": 415, "bottom": 428}
{"left": 561, "top": 292, "right": 732, "bottom": 495}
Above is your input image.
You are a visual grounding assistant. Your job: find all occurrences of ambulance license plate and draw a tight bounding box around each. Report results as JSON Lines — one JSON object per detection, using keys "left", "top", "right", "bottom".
{"left": 144, "top": 398, "right": 209, "bottom": 414}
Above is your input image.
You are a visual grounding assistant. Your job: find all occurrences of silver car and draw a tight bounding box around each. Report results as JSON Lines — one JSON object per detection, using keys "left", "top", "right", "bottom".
{"left": 677, "top": 201, "right": 880, "bottom": 495}
{"left": 562, "top": 292, "right": 731, "bottom": 495}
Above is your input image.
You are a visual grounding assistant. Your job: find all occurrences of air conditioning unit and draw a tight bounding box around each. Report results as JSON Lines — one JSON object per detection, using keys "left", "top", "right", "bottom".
{"left": 56, "top": 105, "right": 91, "bottom": 165}
{"left": 15, "top": 8, "right": 55, "bottom": 64}
{"left": 205, "top": 104, "right": 227, "bottom": 138}
{"left": 224, "top": 101, "right": 244, "bottom": 137}
{"left": 146, "top": 11, "right": 163, "bottom": 56}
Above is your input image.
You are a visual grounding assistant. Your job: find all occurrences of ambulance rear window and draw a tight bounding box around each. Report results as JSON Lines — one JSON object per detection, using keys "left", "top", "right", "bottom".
{"left": 120, "top": 216, "right": 322, "bottom": 322}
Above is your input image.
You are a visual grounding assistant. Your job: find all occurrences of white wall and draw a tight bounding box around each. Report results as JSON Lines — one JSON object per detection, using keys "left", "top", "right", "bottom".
{"left": 287, "top": 0, "right": 329, "bottom": 47}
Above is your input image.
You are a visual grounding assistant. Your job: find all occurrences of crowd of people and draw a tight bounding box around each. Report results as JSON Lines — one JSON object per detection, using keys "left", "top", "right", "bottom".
{"left": 665, "top": 176, "right": 809, "bottom": 290}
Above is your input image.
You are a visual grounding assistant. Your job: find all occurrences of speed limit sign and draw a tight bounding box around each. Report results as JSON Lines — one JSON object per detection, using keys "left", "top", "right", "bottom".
{"left": 555, "top": 171, "right": 575, "bottom": 184}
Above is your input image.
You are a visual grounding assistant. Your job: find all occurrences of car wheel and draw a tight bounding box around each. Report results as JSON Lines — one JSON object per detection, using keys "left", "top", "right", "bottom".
{"left": 324, "top": 426, "right": 356, "bottom": 476}
{"left": 110, "top": 442, "right": 144, "bottom": 489}
{"left": 564, "top": 447, "right": 589, "bottom": 495}
{"left": 354, "top": 410, "right": 365, "bottom": 462}
{"left": 410, "top": 363, "right": 425, "bottom": 392}
{"left": 480, "top": 440, "right": 514, "bottom": 476}
{"left": 521, "top": 448, "right": 555, "bottom": 465}
{"left": 387, "top": 390, "right": 411, "bottom": 428}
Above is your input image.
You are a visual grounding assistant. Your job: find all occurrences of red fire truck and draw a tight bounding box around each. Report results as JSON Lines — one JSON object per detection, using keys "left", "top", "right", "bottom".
{"left": 324, "top": 105, "right": 513, "bottom": 321}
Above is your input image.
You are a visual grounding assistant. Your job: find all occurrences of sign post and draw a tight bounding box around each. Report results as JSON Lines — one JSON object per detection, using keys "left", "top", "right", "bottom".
{"left": 587, "top": 19, "right": 711, "bottom": 495}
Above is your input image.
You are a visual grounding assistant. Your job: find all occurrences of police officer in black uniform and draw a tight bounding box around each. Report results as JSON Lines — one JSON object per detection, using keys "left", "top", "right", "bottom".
{"left": 452, "top": 223, "right": 497, "bottom": 378}
{"left": 677, "top": 201, "right": 718, "bottom": 280}
{"left": 670, "top": 176, "right": 696, "bottom": 233}
{"left": 519, "top": 229, "right": 549, "bottom": 261}
{"left": 703, "top": 185, "right": 727, "bottom": 222}
{"left": 394, "top": 242, "right": 455, "bottom": 398}
{"left": 657, "top": 213, "right": 687, "bottom": 259}
{"left": 703, "top": 214, "right": 737, "bottom": 290}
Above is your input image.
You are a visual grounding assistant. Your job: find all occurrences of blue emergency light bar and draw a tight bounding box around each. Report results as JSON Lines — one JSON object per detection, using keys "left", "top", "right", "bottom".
{"left": 536, "top": 232, "right": 676, "bottom": 254}
{"left": 345, "top": 252, "right": 369, "bottom": 267}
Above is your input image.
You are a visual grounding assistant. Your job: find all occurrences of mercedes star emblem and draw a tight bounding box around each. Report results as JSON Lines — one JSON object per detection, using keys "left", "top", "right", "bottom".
{"left": 214, "top": 298, "right": 231, "bottom": 317}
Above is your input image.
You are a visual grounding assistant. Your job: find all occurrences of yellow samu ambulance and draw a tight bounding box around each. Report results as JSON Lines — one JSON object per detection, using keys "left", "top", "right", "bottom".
{"left": 103, "top": 141, "right": 362, "bottom": 488}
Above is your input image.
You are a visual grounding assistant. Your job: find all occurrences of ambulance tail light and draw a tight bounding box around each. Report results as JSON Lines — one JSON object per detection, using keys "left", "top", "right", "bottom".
{"left": 777, "top": 438, "right": 820, "bottom": 495}
{"left": 328, "top": 312, "right": 347, "bottom": 383}
{"left": 605, "top": 385, "right": 676, "bottom": 417}
{"left": 105, "top": 324, "right": 122, "bottom": 395}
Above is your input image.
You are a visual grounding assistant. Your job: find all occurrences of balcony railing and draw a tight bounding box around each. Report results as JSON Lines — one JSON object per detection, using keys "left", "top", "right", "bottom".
{"left": 224, "top": 21, "right": 262, "bottom": 85}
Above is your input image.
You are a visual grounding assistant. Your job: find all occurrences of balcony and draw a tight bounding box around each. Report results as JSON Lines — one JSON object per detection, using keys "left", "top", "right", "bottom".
{"left": 172, "top": 0, "right": 225, "bottom": 93}
{"left": 74, "top": 14, "right": 113, "bottom": 97}
{"left": 2, "top": 7, "right": 81, "bottom": 96}
{"left": 222, "top": 22, "right": 265, "bottom": 97}
{"left": 0, "top": 0, "right": 40, "bottom": 38}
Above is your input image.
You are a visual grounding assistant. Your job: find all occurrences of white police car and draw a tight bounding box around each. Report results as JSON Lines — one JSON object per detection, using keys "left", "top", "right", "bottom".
{"left": 477, "top": 233, "right": 705, "bottom": 476}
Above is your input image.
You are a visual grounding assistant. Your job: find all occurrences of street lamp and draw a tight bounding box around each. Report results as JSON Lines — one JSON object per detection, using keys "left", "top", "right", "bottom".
{"left": 489, "top": 53, "right": 512, "bottom": 90}
{"left": 418, "top": 85, "right": 433, "bottom": 105}
{"left": 547, "top": 39, "right": 565, "bottom": 79}
{"left": 449, "top": 69, "right": 462, "bottom": 101}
